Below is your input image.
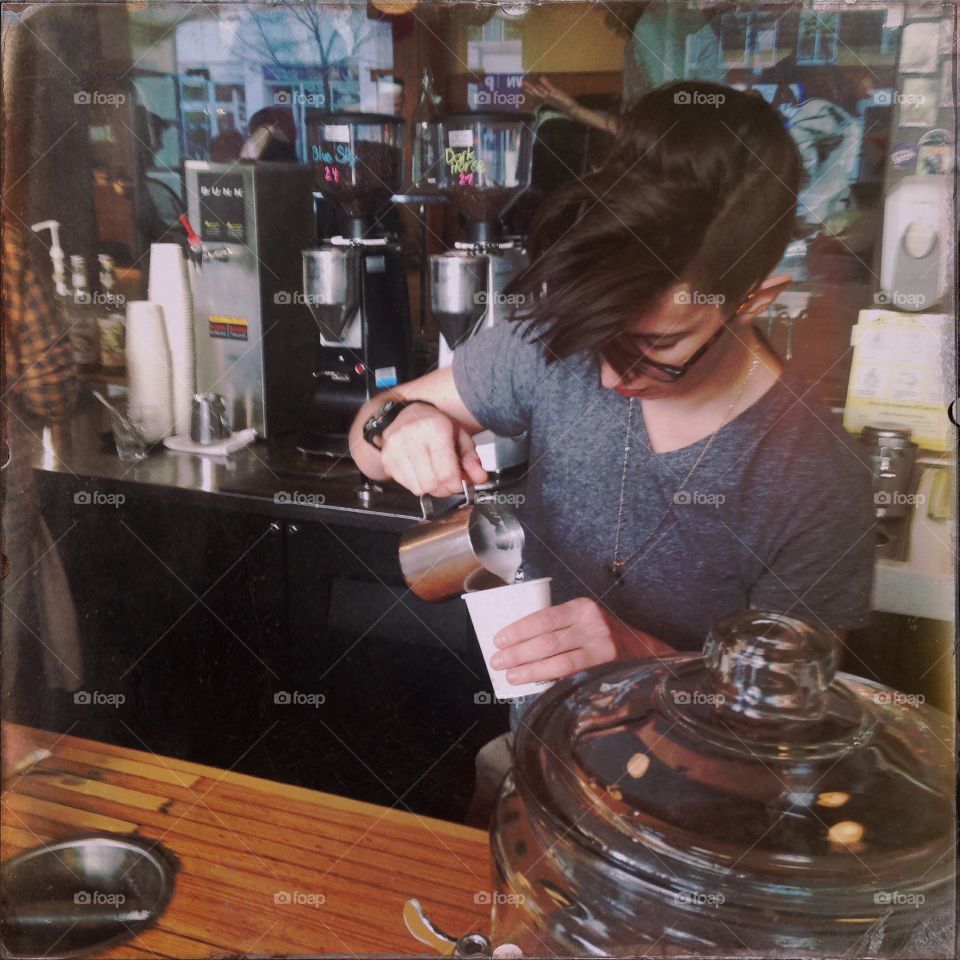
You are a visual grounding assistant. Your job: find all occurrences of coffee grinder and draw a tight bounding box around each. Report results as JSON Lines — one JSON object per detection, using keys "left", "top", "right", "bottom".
{"left": 300, "top": 113, "right": 412, "bottom": 457}
{"left": 429, "top": 112, "right": 534, "bottom": 480}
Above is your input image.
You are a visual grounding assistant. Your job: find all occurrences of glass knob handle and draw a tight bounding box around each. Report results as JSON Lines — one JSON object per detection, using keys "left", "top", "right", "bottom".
{"left": 702, "top": 611, "right": 838, "bottom": 720}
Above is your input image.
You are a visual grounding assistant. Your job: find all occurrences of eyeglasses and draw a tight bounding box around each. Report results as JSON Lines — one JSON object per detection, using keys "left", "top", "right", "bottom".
{"left": 604, "top": 321, "right": 728, "bottom": 384}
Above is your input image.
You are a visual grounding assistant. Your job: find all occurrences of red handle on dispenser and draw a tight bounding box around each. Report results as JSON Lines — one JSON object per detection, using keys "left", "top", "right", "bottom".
{"left": 179, "top": 214, "right": 202, "bottom": 250}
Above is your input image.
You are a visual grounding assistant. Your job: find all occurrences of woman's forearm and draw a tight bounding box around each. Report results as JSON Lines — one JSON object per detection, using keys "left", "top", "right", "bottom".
{"left": 616, "top": 621, "right": 676, "bottom": 661}
{"left": 567, "top": 103, "right": 620, "bottom": 135}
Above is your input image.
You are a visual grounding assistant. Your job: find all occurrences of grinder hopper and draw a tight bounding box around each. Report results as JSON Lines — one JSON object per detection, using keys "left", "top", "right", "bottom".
{"left": 429, "top": 251, "right": 488, "bottom": 352}
{"left": 302, "top": 246, "right": 360, "bottom": 342}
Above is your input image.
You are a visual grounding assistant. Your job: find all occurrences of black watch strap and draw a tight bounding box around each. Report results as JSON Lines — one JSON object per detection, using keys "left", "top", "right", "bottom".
{"left": 362, "top": 399, "right": 436, "bottom": 450}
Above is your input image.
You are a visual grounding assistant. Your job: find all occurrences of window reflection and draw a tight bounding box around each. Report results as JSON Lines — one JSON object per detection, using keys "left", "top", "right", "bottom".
{"left": 174, "top": 7, "right": 395, "bottom": 163}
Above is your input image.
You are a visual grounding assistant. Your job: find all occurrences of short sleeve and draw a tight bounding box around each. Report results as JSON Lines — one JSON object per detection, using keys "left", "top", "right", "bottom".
{"left": 452, "top": 320, "right": 548, "bottom": 437}
{"left": 748, "top": 459, "right": 876, "bottom": 632}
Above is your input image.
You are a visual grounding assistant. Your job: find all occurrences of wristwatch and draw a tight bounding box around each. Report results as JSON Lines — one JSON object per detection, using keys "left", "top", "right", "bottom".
{"left": 362, "top": 399, "right": 436, "bottom": 450}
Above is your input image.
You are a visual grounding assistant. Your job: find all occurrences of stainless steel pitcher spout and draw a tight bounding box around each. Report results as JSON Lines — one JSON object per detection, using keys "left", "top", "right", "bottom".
{"left": 399, "top": 482, "right": 524, "bottom": 602}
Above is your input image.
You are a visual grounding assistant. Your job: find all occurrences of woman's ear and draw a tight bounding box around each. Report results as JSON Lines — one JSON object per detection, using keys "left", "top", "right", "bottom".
{"left": 732, "top": 274, "right": 793, "bottom": 326}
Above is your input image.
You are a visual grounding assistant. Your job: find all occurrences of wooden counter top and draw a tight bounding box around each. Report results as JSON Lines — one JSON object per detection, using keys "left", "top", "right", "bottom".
{"left": 1, "top": 723, "right": 492, "bottom": 957}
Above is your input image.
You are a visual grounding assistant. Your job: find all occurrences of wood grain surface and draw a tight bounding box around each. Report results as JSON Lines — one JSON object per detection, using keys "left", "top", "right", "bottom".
{"left": 1, "top": 723, "right": 492, "bottom": 958}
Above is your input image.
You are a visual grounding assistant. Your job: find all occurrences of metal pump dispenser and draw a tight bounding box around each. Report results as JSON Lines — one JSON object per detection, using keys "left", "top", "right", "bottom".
{"left": 30, "top": 220, "right": 68, "bottom": 296}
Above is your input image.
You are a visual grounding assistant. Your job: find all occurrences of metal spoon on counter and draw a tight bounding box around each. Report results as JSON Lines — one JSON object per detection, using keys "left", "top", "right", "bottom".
{"left": 403, "top": 898, "right": 492, "bottom": 956}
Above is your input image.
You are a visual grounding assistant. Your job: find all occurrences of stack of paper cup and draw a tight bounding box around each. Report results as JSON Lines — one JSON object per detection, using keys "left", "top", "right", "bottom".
{"left": 148, "top": 243, "right": 195, "bottom": 436}
{"left": 463, "top": 577, "right": 554, "bottom": 700}
{"left": 125, "top": 301, "right": 174, "bottom": 442}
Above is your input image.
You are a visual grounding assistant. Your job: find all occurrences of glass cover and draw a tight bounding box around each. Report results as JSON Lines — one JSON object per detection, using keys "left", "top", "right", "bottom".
{"left": 304, "top": 112, "right": 404, "bottom": 219}
{"left": 512, "top": 612, "right": 954, "bottom": 924}
{"left": 436, "top": 112, "right": 534, "bottom": 223}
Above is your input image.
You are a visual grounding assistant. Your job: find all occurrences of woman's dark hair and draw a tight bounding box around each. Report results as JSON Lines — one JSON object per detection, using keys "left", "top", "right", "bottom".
{"left": 509, "top": 81, "right": 801, "bottom": 363}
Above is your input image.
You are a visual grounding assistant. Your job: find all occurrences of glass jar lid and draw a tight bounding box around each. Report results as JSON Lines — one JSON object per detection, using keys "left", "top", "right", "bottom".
{"left": 513, "top": 612, "right": 954, "bottom": 921}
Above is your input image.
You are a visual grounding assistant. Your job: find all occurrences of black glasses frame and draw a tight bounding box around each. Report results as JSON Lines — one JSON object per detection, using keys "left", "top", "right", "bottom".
{"left": 605, "top": 321, "right": 729, "bottom": 384}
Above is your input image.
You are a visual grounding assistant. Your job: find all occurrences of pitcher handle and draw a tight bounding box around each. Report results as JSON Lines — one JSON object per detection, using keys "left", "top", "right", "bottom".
{"left": 419, "top": 479, "right": 474, "bottom": 521}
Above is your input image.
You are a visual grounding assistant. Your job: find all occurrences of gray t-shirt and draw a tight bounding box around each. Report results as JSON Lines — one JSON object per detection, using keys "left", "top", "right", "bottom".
{"left": 453, "top": 321, "right": 875, "bottom": 655}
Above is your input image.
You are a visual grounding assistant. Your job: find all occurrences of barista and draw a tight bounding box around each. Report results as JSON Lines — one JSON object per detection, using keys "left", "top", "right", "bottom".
{"left": 349, "top": 81, "right": 874, "bottom": 692}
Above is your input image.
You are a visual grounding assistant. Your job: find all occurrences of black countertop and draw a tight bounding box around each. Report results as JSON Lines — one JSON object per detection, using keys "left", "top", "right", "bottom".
{"left": 30, "top": 396, "right": 425, "bottom": 532}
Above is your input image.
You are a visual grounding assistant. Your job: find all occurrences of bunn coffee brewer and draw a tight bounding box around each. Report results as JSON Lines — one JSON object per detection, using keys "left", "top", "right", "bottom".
{"left": 429, "top": 112, "right": 534, "bottom": 482}
{"left": 300, "top": 113, "right": 412, "bottom": 457}
{"left": 184, "top": 160, "right": 317, "bottom": 440}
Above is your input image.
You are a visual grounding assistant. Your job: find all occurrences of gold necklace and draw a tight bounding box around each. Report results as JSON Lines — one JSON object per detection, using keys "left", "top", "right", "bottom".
{"left": 606, "top": 342, "right": 761, "bottom": 588}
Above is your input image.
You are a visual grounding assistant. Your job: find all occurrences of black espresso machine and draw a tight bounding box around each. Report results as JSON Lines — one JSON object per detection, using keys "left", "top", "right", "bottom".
{"left": 183, "top": 114, "right": 411, "bottom": 456}
{"left": 300, "top": 112, "right": 411, "bottom": 456}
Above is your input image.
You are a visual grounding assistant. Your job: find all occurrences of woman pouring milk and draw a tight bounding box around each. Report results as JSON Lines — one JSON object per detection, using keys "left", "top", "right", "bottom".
{"left": 349, "top": 82, "right": 874, "bottom": 822}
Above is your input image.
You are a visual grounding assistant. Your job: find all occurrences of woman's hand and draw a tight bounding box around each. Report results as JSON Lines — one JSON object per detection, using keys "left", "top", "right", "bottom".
{"left": 488, "top": 597, "right": 675, "bottom": 685}
{"left": 522, "top": 75, "right": 578, "bottom": 112}
{"left": 379, "top": 403, "right": 488, "bottom": 497}
{"left": 521, "top": 76, "right": 620, "bottom": 134}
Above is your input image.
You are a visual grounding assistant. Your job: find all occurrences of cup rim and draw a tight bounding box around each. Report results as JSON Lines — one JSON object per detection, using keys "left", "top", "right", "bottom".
{"left": 461, "top": 575, "right": 552, "bottom": 601}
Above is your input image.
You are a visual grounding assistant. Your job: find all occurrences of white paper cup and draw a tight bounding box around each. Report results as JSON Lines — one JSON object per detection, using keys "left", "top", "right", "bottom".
{"left": 148, "top": 244, "right": 195, "bottom": 436}
{"left": 462, "top": 577, "right": 554, "bottom": 700}
{"left": 125, "top": 301, "right": 174, "bottom": 442}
